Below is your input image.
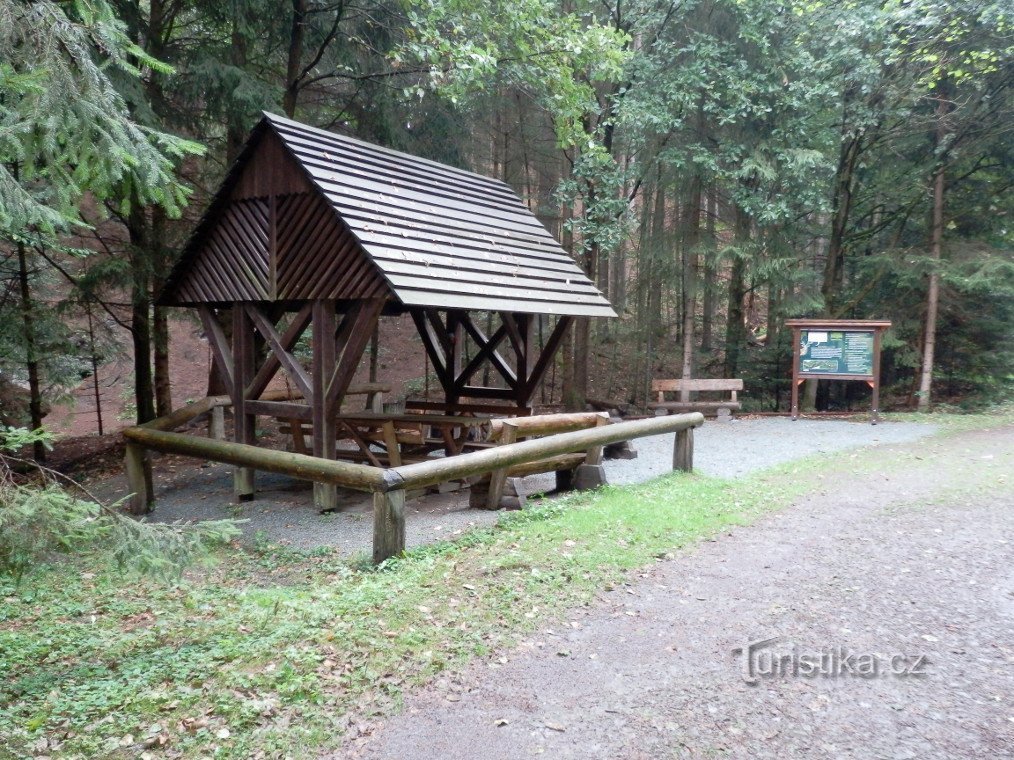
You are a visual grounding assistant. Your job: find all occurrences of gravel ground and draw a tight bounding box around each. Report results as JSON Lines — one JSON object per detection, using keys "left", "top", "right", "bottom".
{"left": 135, "top": 417, "right": 936, "bottom": 554}
{"left": 341, "top": 424, "right": 1014, "bottom": 760}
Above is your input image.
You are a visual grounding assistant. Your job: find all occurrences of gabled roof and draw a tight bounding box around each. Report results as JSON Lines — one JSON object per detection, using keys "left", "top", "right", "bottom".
{"left": 161, "top": 112, "right": 616, "bottom": 318}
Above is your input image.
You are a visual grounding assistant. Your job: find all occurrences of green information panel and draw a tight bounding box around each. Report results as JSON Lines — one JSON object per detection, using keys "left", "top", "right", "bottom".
{"left": 799, "top": 330, "right": 874, "bottom": 377}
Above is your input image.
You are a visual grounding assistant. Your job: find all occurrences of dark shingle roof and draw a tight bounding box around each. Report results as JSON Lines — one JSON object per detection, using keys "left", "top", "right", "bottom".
{"left": 163, "top": 113, "right": 616, "bottom": 318}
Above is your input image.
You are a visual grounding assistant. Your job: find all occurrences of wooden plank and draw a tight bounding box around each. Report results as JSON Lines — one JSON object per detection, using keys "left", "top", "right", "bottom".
{"left": 246, "top": 399, "right": 312, "bottom": 420}
{"left": 652, "top": 379, "right": 744, "bottom": 392}
{"left": 246, "top": 304, "right": 313, "bottom": 401}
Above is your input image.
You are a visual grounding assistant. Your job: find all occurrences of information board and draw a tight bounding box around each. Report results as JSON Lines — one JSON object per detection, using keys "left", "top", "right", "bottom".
{"left": 798, "top": 330, "right": 875, "bottom": 377}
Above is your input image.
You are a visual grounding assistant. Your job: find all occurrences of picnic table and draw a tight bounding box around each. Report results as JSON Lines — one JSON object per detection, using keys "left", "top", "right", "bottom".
{"left": 333, "top": 412, "right": 493, "bottom": 466}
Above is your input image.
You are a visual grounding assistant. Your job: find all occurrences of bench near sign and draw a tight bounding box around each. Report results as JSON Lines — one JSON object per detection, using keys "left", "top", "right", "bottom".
{"left": 786, "top": 319, "right": 891, "bottom": 423}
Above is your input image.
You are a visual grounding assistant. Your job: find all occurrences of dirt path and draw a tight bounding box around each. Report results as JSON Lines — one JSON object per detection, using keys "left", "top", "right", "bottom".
{"left": 341, "top": 425, "right": 1014, "bottom": 759}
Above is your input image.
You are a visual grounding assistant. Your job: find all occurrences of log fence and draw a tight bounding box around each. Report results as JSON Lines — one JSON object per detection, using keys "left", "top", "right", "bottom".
{"left": 123, "top": 401, "right": 703, "bottom": 564}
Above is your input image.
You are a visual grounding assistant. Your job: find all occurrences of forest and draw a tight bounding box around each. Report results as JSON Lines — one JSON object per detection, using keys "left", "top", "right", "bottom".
{"left": 1, "top": 0, "right": 1012, "bottom": 445}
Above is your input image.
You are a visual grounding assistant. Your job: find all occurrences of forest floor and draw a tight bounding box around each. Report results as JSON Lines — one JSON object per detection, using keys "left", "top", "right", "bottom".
{"left": 340, "top": 420, "right": 1014, "bottom": 760}
{"left": 2, "top": 412, "right": 1010, "bottom": 759}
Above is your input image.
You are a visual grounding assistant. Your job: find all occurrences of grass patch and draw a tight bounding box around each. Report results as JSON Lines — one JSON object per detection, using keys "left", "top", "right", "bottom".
{"left": 0, "top": 411, "right": 1008, "bottom": 757}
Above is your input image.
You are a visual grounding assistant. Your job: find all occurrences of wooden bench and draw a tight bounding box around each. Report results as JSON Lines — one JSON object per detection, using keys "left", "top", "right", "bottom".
{"left": 648, "top": 379, "right": 743, "bottom": 421}
{"left": 469, "top": 412, "right": 609, "bottom": 510}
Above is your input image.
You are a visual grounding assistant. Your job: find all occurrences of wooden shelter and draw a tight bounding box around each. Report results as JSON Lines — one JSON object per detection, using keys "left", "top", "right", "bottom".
{"left": 159, "top": 112, "right": 615, "bottom": 508}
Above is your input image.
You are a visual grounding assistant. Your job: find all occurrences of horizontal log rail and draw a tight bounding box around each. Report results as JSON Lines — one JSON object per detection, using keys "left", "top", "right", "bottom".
{"left": 384, "top": 413, "right": 702, "bottom": 492}
{"left": 123, "top": 399, "right": 703, "bottom": 564}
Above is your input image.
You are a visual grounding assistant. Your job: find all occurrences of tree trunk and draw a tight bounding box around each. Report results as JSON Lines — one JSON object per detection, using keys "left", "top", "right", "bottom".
{"left": 917, "top": 90, "right": 950, "bottom": 411}
{"left": 282, "top": 0, "right": 307, "bottom": 117}
{"left": 153, "top": 306, "right": 172, "bottom": 417}
{"left": 701, "top": 186, "right": 717, "bottom": 353}
{"left": 16, "top": 240, "right": 46, "bottom": 461}
{"left": 724, "top": 205, "right": 750, "bottom": 378}
{"left": 822, "top": 124, "right": 863, "bottom": 316}
{"left": 679, "top": 175, "right": 702, "bottom": 400}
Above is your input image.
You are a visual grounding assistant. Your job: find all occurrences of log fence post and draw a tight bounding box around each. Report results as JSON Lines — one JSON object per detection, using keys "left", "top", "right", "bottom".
{"left": 373, "top": 488, "right": 406, "bottom": 563}
{"left": 674, "top": 427, "right": 694, "bottom": 473}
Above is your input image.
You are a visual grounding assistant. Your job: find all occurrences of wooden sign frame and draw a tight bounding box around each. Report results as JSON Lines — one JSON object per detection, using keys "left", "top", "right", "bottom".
{"left": 786, "top": 319, "right": 892, "bottom": 424}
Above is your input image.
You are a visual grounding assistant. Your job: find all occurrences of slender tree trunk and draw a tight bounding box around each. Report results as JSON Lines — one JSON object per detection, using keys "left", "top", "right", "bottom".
{"left": 283, "top": 0, "right": 307, "bottom": 117}
{"left": 16, "top": 240, "right": 46, "bottom": 461}
{"left": 153, "top": 306, "right": 172, "bottom": 417}
{"left": 679, "top": 175, "right": 702, "bottom": 400}
{"left": 724, "top": 205, "right": 750, "bottom": 378}
{"left": 822, "top": 122, "right": 863, "bottom": 316}
{"left": 918, "top": 90, "right": 950, "bottom": 411}
{"left": 701, "top": 186, "right": 717, "bottom": 353}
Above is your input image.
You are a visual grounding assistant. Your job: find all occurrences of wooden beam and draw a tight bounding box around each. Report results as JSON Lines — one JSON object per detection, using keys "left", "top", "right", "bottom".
{"left": 312, "top": 299, "right": 338, "bottom": 510}
{"left": 411, "top": 309, "right": 451, "bottom": 392}
{"left": 198, "top": 306, "right": 234, "bottom": 391}
{"left": 246, "top": 302, "right": 312, "bottom": 401}
{"left": 245, "top": 399, "right": 312, "bottom": 420}
{"left": 246, "top": 304, "right": 313, "bottom": 401}
{"left": 325, "top": 299, "right": 385, "bottom": 411}
{"left": 524, "top": 315, "right": 572, "bottom": 403}
{"left": 456, "top": 318, "right": 516, "bottom": 390}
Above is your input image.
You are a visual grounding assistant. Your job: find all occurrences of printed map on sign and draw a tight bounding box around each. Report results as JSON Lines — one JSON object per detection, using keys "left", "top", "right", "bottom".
{"left": 799, "top": 330, "right": 874, "bottom": 376}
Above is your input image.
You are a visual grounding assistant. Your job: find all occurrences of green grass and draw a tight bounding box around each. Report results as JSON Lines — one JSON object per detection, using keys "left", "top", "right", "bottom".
{"left": 1, "top": 409, "right": 1010, "bottom": 758}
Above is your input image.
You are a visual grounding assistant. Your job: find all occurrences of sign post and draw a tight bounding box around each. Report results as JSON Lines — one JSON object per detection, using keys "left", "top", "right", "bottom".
{"left": 786, "top": 319, "right": 891, "bottom": 424}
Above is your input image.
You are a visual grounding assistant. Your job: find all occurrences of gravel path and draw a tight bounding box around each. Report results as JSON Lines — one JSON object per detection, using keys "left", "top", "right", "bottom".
{"left": 137, "top": 418, "right": 936, "bottom": 554}
{"left": 342, "top": 424, "right": 1014, "bottom": 759}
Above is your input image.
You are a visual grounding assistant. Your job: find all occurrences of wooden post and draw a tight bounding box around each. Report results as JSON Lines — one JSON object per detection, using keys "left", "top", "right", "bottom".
{"left": 312, "top": 299, "right": 338, "bottom": 510}
{"left": 674, "top": 427, "right": 694, "bottom": 473}
{"left": 871, "top": 328, "right": 883, "bottom": 425}
{"left": 483, "top": 422, "right": 518, "bottom": 509}
{"left": 124, "top": 442, "right": 154, "bottom": 514}
{"left": 790, "top": 327, "right": 801, "bottom": 420}
{"left": 373, "top": 488, "right": 406, "bottom": 563}
{"left": 208, "top": 406, "right": 225, "bottom": 440}
{"left": 232, "top": 306, "right": 256, "bottom": 500}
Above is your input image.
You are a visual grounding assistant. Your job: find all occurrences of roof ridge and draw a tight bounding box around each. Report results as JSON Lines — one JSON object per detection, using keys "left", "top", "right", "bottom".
{"left": 262, "top": 111, "right": 513, "bottom": 192}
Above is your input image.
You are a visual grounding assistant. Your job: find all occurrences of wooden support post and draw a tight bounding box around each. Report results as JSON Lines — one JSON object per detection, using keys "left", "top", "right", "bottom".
{"left": 232, "top": 306, "right": 256, "bottom": 500}
{"left": 124, "top": 442, "right": 154, "bottom": 514}
{"left": 484, "top": 422, "right": 517, "bottom": 509}
{"left": 373, "top": 488, "right": 406, "bottom": 564}
{"left": 674, "top": 427, "right": 694, "bottom": 473}
{"left": 790, "top": 327, "right": 801, "bottom": 420}
{"left": 208, "top": 406, "right": 225, "bottom": 440}
{"left": 312, "top": 299, "right": 338, "bottom": 510}
{"left": 871, "top": 328, "right": 883, "bottom": 425}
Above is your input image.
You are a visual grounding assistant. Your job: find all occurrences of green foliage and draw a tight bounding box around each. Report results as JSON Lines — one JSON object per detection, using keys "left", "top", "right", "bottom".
{"left": 0, "top": 0, "right": 203, "bottom": 238}
{"left": 0, "top": 428, "right": 240, "bottom": 583}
